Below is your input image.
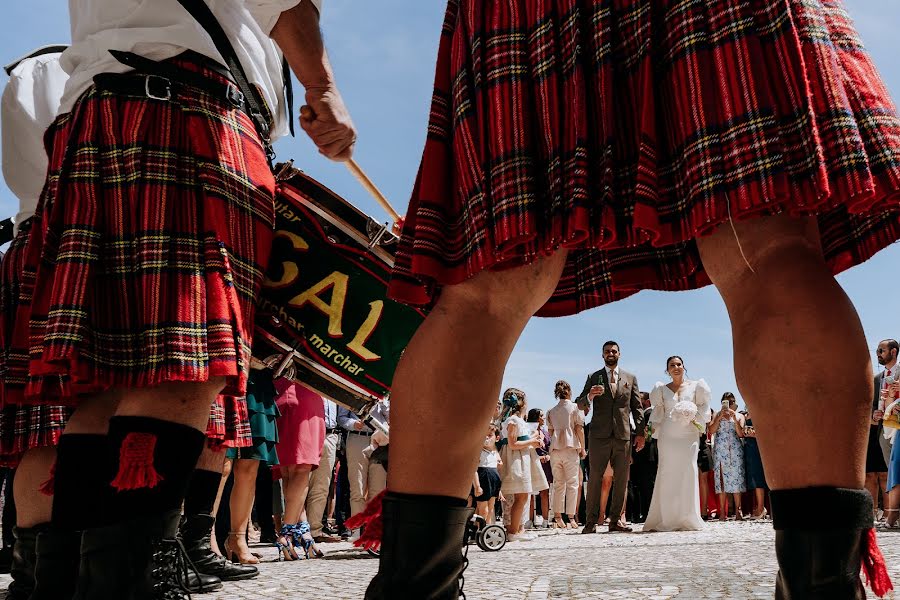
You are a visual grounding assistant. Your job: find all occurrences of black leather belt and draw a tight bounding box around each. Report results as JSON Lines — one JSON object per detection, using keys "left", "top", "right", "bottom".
{"left": 347, "top": 430, "right": 373, "bottom": 436}
{"left": 93, "top": 55, "right": 246, "bottom": 113}
{"left": 325, "top": 428, "right": 339, "bottom": 434}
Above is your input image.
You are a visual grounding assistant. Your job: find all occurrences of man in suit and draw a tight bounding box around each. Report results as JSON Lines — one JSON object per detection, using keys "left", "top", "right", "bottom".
{"left": 576, "top": 341, "right": 645, "bottom": 533}
{"left": 869, "top": 339, "right": 898, "bottom": 516}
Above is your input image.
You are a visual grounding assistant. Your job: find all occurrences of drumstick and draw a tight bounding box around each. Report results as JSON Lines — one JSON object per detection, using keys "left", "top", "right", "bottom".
{"left": 300, "top": 106, "right": 402, "bottom": 225}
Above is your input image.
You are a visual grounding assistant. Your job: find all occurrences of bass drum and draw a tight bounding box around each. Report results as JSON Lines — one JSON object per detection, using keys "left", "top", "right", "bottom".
{"left": 254, "top": 162, "right": 426, "bottom": 415}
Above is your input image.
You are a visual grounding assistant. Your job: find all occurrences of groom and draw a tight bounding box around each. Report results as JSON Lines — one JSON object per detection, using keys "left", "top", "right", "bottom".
{"left": 577, "top": 341, "right": 645, "bottom": 533}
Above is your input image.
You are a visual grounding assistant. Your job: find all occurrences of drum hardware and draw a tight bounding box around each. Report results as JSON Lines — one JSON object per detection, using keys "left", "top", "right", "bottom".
{"left": 256, "top": 163, "right": 425, "bottom": 421}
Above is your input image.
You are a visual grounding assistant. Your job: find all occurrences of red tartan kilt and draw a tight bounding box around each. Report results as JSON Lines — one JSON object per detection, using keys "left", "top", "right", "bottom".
{"left": 0, "top": 226, "right": 72, "bottom": 464}
{"left": 2, "top": 56, "right": 275, "bottom": 449}
{"left": 389, "top": 0, "right": 900, "bottom": 316}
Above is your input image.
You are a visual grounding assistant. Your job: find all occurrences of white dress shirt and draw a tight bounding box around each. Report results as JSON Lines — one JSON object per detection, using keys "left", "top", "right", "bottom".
{"left": 2, "top": 49, "right": 69, "bottom": 233}
{"left": 60, "top": 0, "right": 322, "bottom": 139}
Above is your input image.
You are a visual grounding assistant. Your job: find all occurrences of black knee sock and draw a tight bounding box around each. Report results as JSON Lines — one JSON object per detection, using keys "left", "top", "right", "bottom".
{"left": 183, "top": 469, "right": 222, "bottom": 517}
{"left": 50, "top": 434, "right": 113, "bottom": 530}
{"left": 107, "top": 416, "right": 205, "bottom": 522}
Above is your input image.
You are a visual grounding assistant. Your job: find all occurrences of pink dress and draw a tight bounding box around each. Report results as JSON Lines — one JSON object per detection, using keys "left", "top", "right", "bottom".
{"left": 274, "top": 380, "right": 325, "bottom": 468}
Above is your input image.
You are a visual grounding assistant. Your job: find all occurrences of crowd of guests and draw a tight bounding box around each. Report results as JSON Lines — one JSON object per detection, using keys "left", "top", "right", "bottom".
{"left": 867, "top": 339, "right": 900, "bottom": 530}
{"left": 474, "top": 377, "right": 771, "bottom": 541}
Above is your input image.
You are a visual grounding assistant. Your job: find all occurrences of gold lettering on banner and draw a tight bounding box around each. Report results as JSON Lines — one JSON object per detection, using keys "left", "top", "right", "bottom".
{"left": 289, "top": 272, "right": 349, "bottom": 336}
{"left": 263, "top": 230, "right": 308, "bottom": 289}
{"left": 346, "top": 300, "right": 383, "bottom": 361}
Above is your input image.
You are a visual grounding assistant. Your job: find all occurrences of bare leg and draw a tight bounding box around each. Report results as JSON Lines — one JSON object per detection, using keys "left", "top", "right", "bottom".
{"left": 210, "top": 457, "right": 233, "bottom": 556}
{"left": 13, "top": 447, "right": 56, "bottom": 528}
{"left": 599, "top": 472, "right": 613, "bottom": 522}
{"left": 699, "top": 471, "right": 709, "bottom": 518}
{"left": 540, "top": 489, "right": 549, "bottom": 521}
{"left": 387, "top": 253, "right": 568, "bottom": 499}
{"left": 753, "top": 488, "right": 767, "bottom": 517}
{"left": 487, "top": 498, "right": 496, "bottom": 524}
{"left": 225, "top": 459, "right": 260, "bottom": 564}
{"left": 509, "top": 494, "right": 530, "bottom": 535}
{"left": 282, "top": 465, "right": 312, "bottom": 524}
{"left": 718, "top": 491, "right": 729, "bottom": 521}
{"left": 887, "top": 487, "right": 899, "bottom": 526}
{"left": 732, "top": 493, "right": 743, "bottom": 519}
{"left": 697, "top": 215, "right": 870, "bottom": 490}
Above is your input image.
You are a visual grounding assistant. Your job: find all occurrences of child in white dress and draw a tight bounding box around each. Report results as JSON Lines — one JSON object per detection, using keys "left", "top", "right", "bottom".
{"left": 498, "top": 388, "right": 548, "bottom": 541}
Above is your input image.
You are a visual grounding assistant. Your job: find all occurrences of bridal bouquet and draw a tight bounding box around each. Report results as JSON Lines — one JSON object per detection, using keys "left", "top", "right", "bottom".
{"left": 671, "top": 400, "right": 703, "bottom": 432}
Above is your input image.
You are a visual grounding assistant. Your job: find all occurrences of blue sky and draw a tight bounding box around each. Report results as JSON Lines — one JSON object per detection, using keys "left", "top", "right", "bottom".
{"left": 0, "top": 1, "right": 896, "bottom": 416}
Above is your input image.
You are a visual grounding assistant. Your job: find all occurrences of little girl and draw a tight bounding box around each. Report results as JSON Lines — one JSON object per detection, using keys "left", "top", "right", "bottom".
{"left": 498, "top": 388, "right": 548, "bottom": 542}
{"left": 475, "top": 424, "right": 502, "bottom": 523}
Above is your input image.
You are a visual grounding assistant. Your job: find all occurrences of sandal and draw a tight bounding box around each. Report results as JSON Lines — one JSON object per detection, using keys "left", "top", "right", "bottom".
{"left": 224, "top": 532, "right": 260, "bottom": 565}
{"left": 276, "top": 524, "right": 300, "bottom": 561}
{"left": 880, "top": 508, "right": 900, "bottom": 530}
{"left": 290, "top": 521, "right": 325, "bottom": 559}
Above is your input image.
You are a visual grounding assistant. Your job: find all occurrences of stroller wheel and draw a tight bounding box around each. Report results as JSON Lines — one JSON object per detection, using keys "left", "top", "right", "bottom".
{"left": 477, "top": 524, "right": 506, "bottom": 552}
{"left": 367, "top": 547, "right": 381, "bottom": 557}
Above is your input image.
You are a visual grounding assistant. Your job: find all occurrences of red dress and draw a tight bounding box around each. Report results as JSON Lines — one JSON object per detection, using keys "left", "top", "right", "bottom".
{"left": 389, "top": 0, "right": 900, "bottom": 316}
{"left": 274, "top": 381, "right": 325, "bottom": 468}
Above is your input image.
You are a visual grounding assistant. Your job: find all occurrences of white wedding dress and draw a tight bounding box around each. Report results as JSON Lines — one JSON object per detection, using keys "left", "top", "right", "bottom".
{"left": 642, "top": 379, "right": 711, "bottom": 532}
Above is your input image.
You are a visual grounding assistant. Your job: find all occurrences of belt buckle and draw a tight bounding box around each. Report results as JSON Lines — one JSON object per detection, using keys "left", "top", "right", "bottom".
{"left": 145, "top": 75, "right": 172, "bottom": 101}
{"left": 226, "top": 85, "right": 245, "bottom": 108}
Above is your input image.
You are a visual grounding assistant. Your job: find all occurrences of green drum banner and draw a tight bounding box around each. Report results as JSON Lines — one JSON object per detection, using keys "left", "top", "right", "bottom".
{"left": 256, "top": 172, "right": 426, "bottom": 400}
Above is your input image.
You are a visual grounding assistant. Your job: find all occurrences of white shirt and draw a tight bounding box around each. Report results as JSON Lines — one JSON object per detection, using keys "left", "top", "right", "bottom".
{"left": 60, "top": 0, "right": 323, "bottom": 138}
{"left": 2, "top": 49, "right": 69, "bottom": 233}
{"left": 478, "top": 441, "right": 499, "bottom": 468}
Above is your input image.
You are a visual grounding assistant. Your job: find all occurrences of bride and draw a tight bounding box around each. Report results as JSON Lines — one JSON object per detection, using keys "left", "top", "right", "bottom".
{"left": 643, "top": 356, "right": 712, "bottom": 532}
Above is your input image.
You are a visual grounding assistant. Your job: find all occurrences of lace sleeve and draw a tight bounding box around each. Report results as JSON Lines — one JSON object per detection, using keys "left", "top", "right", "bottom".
{"left": 694, "top": 379, "right": 712, "bottom": 425}
{"left": 649, "top": 384, "right": 666, "bottom": 424}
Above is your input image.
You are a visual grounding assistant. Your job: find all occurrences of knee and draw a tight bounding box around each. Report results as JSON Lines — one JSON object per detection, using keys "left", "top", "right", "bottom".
{"left": 698, "top": 215, "right": 825, "bottom": 294}
{"left": 436, "top": 252, "right": 567, "bottom": 323}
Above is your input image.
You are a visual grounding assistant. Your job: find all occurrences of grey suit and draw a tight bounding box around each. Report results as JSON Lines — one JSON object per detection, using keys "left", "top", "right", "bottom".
{"left": 576, "top": 367, "right": 645, "bottom": 525}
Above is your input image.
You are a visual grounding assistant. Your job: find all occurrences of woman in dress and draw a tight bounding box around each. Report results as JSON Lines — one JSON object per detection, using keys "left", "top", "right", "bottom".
{"left": 498, "top": 389, "right": 548, "bottom": 541}
{"left": 526, "top": 408, "right": 552, "bottom": 528}
{"left": 221, "top": 369, "right": 280, "bottom": 564}
{"left": 643, "top": 356, "right": 711, "bottom": 532}
{"left": 273, "top": 382, "right": 327, "bottom": 560}
{"left": 710, "top": 393, "right": 746, "bottom": 521}
{"left": 743, "top": 407, "right": 769, "bottom": 520}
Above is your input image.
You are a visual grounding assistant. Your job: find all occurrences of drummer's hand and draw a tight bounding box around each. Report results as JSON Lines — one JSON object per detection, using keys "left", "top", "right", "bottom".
{"left": 300, "top": 87, "right": 356, "bottom": 161}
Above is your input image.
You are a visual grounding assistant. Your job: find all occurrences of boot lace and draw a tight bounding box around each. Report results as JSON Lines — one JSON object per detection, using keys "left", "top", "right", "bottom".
{"left": 150, "top": 537, "right": 192, "bottom": 600}
{"left": 458, "top": 532, "right": 470, "bottom": 600}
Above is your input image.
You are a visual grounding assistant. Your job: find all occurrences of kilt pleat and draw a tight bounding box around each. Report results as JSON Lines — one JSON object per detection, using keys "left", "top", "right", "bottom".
{"left": 0, "top": 57, "right": 275, "bottom": 448}
{"left": 0, "top": 227, "right": 72, "bottom": 464}
{"left": 388, "top": 0, "right": 900, "bottom": 316}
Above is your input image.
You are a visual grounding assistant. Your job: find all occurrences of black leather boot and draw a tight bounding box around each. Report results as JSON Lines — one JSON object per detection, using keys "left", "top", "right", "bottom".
{"left": 364, "top": 492, "right": 474, "bottom": 600}
{"left": 29, "top": 528, "right": 81, "bottom": 600}
{"left": 72, "top": 510, "right": 206, "bottom": 600}
{"left": 772, "top": 487, "right": 891, "bottom": 599}
{"left": 179, "top": 513, "right": 258, "bottom": 581}
{"left": 6, "top": 525, "right": 43, "bottom": 600}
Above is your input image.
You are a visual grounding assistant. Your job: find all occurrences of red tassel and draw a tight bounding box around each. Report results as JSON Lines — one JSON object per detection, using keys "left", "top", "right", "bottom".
{"left": 862, "top": 528, "right": 894, "bottom": 599}
{"left": 38, "top": 462, "right": 55, "bottom": 497}
{"left": 110, "top": 433, "right": 164, "bottom": 492}
{"left": 345, "top": 490, "right": 386, "bottom": 551}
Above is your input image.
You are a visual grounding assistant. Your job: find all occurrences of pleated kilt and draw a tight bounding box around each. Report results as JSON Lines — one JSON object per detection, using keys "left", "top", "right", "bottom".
{"left": 388, "top": 0, "right": 900, "bottom": 316}
{"left": 0, "top": 225, "right": 72, "bottom": 465}
{"left": 0, "top": 56, "right": 274, "bottom": 449}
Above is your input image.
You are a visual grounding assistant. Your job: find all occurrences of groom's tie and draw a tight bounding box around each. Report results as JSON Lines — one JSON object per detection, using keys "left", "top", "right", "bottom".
{"left": 609, "top": 370, "right": 618, "bottom": 396}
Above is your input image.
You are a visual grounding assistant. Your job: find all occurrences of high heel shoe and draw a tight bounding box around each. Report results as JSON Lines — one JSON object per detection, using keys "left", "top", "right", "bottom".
{"left": 223, "top": 533, "right": 260, "bottom": 565}
{"left": 290, "top": 522, "right": 325, "bottom": 559}
{"left": 276, "top": 525, "right": 299, "bottom": 561}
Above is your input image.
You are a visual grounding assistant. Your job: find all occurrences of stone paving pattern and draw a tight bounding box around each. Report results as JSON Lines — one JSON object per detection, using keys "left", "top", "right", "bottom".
{"left": 2, "top": 521, "right": 898, "bottom": 599}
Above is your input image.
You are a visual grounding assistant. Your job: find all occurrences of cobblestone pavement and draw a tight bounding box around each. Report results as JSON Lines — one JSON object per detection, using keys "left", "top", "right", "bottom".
{"left": 2, "top": 520, "right": 898, "bottom": 599}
